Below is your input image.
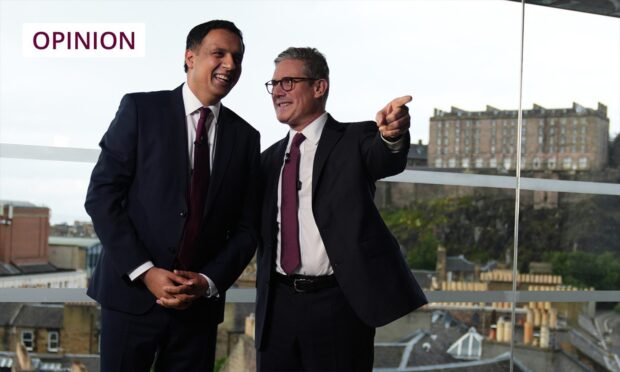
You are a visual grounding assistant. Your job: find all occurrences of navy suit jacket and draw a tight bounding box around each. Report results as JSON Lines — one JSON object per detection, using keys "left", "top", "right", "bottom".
{"left": 255, "top": 115, "right": 427, "bottom": 349}
{"left": 85, "top": 85, "right": 260, "bottom": 322}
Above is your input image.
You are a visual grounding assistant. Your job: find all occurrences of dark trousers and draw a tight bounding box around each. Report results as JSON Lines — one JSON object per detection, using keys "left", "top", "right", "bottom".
{"left": 100, "top": 298, "right": 218, "bottom": 372}
{"left": 258, "top": 280, "right": 375, "bottom": 371}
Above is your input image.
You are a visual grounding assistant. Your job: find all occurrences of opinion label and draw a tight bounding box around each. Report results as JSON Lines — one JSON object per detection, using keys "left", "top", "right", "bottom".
{"left": 23, "top": 23, "right": 145, "bottom": 58}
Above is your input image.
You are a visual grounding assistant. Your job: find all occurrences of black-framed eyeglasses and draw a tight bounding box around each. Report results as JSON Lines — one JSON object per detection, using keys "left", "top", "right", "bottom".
{"left": 264, "top": 77, "right": 318, "bottom": 94}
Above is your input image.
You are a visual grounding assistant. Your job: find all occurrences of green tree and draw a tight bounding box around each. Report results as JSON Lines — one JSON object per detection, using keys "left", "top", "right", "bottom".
{"left": 544, "top": 251, "right": 620, "bottom": 290}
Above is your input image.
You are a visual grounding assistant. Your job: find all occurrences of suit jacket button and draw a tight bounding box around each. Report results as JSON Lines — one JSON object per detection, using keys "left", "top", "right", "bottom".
{"left": 180, "top": 211, "right": 187, "bottom": 217}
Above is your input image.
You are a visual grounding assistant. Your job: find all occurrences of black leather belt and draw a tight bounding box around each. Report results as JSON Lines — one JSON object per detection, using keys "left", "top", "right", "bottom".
{"left": 273, "top": 272, "right": 337, "bottom": 293}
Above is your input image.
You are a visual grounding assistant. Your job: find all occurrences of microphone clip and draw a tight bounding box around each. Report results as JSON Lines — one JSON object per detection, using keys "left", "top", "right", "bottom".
{"left": 194, "top": 136, "right": 205, "bottom": 146}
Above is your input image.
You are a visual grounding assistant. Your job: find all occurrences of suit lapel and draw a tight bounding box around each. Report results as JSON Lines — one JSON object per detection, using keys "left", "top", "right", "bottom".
{"left": 312, "top": 115, "right": 344, "bottom": 194}
{"left": 204, "top": 105, "right": 235, "bottom": 215}
{"left": 268, "top": 135, "right": 289, "bottom": 216}
{"left": 171, "top": 85, "right": 189, "bottom": 200}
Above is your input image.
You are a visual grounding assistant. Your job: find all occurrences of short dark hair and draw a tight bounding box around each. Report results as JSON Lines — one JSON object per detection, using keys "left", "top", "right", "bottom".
{"left": 184, "top": 20, "right": 244, "bottom": 73}
{"left": 275, "top": 47, "right": 330, "bottom": 103}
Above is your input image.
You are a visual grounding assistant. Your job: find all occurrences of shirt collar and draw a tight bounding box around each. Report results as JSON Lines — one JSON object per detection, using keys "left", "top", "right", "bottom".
{"left": 182, "top": 82, "right": 221, "bottom": 121}
{"left": 288, "top": 112, "right": 328, "bottom": 147}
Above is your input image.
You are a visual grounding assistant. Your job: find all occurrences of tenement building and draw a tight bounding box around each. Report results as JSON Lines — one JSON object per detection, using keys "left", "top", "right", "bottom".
{"left": 428, "top": 102, "right": 609, "bottom": 171}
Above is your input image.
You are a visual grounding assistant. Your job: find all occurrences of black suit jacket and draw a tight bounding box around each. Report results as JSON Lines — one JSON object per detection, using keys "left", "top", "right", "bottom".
{"left": 255, "top": 114, "right": 427, "bottom": 349}
{"left": 85, "top": 85, "right": 260, "bottom": 322}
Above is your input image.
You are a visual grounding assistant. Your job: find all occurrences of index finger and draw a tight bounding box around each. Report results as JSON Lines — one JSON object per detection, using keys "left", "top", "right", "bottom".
{"left": 389, "top": 95, "right": 412, "bottom": 109}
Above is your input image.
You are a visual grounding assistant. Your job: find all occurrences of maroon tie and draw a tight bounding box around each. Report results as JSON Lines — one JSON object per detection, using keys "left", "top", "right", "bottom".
{"left": 177, "top": 107, "right": 212, "bottom": 270}
{"left": 281, "top": 132, "right": 305, "bottom": 274}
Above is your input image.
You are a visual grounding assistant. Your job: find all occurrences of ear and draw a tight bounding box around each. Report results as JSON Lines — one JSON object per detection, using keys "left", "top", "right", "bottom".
{"left": 313, "top": 79, "right": 328, "bottom": 99}
{"left": 185, "top": 49, "right": 195, "bottom": 70}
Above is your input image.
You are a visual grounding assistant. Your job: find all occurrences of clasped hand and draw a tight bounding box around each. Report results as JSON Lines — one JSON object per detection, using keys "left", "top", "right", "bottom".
{"left": 141, "top": 267, "right": 209, "bottom": 310}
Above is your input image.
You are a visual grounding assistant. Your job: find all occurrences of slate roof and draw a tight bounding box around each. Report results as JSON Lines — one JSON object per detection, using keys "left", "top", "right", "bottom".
{"left": 411, "top": 270, "right": 434, "bottom": 290}
{"left": 374, "top": 311, "right": 531, "bottom": 372}
{"left": 408, "top": 144, "right": 427, "bottom": 160}
{"left": 446, "top": 255, "right": 476, "bottom": 273}
{"left": 0, "top": 303, "right": 63, "bottom": 328}
{"left": 0, "top": 261, "right": 20, "bottom": 275}
{"left": 16, "top": 263, "right": 58, "bottom": 274}
{"left": 0, "top": 304, "right": 23, "bottom": 325}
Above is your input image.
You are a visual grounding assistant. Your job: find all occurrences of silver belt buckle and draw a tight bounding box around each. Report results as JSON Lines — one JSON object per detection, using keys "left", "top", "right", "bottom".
{"left": 293, "top": 278, "right": 312, "bottom": 293}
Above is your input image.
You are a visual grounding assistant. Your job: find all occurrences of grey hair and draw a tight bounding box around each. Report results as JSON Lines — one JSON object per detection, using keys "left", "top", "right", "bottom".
{"left": 275, "top": 47, "right": 329, "bottom": 103}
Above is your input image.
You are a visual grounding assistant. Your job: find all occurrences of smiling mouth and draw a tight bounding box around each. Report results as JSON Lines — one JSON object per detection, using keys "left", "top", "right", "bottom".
{"left": 276, "top": 102, "right": 291, "bottom": 108}
{"left": 214, "top": 73, "right": 231, "bottom": 84}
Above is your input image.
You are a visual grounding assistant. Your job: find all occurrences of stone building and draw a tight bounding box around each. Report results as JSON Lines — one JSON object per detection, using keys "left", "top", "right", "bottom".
{"left": 428, "top": 102, "right": 609, "bottom": 172}
{"left": 0, "top": 303, "right": 100, "bottom": 371}
{"left": 0, "top": 303, "right": 99, "bottom": 355}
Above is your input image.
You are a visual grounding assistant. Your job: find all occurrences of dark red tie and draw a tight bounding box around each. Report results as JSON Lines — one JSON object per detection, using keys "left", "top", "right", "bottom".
{"left": 177, "top": 107, "right": 212, "bottom": 270}
{"left": 281, "top": 132, "right": 305, "bottom": 274}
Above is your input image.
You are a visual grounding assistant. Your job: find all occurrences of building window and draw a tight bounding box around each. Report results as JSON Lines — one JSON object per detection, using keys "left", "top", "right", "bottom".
{"left": 475, "top": 158, "right": 484, "bottom": 168}
{"left": 489, "top": 158, "right": 497, "bottom": 168}
{"left": 21, "top": 330, "right": 35, "bottom": 351}
{"left": 503, "top": 158, "right": 511, "bottom": 170}
{"left": 48, "top": 331, "right": 60, "bottom": 352}
{"left": 448, "top": 158, "right": 456, "bottom": 168}
{"left": 533, "top": 157, "right": 541, "bottom": 169}
{"left": 435, "top": 159, "right": 443, "bottom": 168}
{"left": 579, "top": 157, "right": 588, "bottom": 169}
{"left": 462, "top": 158, "right": 470, "bottom": 168}
{"left": 563, "top": 157, "right": 572, "bottom": 169}
{"left": 447, "top": 327, "right": 483, "bottom": 360}
{"left": 547, "top": 157, "right": 556, "bottom": 169}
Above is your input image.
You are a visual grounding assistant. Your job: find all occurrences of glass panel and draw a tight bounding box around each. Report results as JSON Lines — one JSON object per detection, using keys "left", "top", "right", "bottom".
{"left": 515, "top": 5, "right": 619, "bottom": 370}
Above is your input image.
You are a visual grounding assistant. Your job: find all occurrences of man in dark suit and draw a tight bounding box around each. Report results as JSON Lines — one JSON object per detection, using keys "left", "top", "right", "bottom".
{"left": 85, "top": 20, "right": 260, "bottom": 371}
{"left": 256, "top": 47, "right": 428, "bottom": 371}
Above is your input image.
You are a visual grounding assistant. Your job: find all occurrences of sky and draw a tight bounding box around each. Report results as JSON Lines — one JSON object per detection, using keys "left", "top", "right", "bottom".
{"left": 1, "top": 0, "right": 619, "bottom": 224}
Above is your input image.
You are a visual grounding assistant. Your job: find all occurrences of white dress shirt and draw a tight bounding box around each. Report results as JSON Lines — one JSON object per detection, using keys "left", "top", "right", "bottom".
{"left": 276, "top": 113, "right": 333, "bottom": 276}
{"left": 128, "top": 83, "right": 219, "bottom": 296}
{"left": 275, "top": 112, "right": 406, "bottom": 276}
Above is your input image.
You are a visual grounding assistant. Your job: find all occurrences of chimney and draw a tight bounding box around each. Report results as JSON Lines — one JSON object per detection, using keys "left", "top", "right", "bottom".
{"left": 436, "top": 245, "right": 447, "bottom": 283}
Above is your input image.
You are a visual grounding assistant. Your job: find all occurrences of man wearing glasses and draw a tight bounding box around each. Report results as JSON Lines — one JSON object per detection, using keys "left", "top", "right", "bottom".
{"left": 256, "top": 47, "right": 428, "bottom": 371}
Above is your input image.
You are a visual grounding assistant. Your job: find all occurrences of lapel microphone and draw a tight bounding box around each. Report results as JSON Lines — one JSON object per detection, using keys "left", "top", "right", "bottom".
{"left": 284, "top": 153, "right": 291, "bottom": 163}
{"left": 194, "top": 136, "right": 205, "bottom": 146}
